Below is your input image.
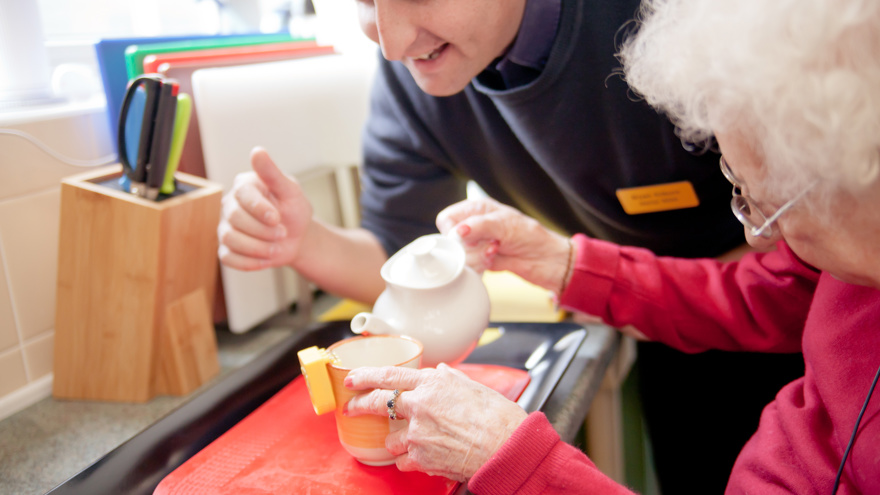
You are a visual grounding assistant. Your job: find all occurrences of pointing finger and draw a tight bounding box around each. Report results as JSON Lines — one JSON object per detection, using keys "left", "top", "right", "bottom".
{"left": 344, "top": 366, "right": 426, "bottom": 391}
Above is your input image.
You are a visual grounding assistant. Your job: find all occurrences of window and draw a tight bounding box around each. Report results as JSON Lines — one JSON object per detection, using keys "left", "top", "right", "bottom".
{"left": 36, "top": 0, "right": 315, "bottom": 41}
{"left": 0, "top": 0, "right": 316, "bottom": 107}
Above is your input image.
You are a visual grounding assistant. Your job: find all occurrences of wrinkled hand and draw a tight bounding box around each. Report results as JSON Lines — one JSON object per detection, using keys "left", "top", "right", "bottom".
{"left": 436, "top": 198, "right": 572, "bottom": 292}
{"left": 217, "top": 147, "right": 313, "bottom": 270}
{"left": 344, "top": 364, "right": 528, "bottom": 482}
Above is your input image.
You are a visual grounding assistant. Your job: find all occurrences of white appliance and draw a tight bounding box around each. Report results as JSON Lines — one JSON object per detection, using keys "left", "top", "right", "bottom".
{"left": 192, "top": 52, "right": 377, "bottom": 332}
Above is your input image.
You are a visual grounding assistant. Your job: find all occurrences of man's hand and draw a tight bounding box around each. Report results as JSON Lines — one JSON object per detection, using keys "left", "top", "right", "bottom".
{"left": 217, "top": 147, "right": 314, "bottom": 271}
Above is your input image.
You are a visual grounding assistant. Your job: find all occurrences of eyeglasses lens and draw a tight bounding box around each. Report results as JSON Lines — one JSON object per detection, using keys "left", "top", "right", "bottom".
{"left": 731, "top": 195, "right": 765, "bottom": 230}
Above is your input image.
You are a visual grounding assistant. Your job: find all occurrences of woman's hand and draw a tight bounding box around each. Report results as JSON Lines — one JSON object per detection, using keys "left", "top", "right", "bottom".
{"left": 344, "top": 364, "right": 528, "bottom": 482}
{"left": 437, "top": 198, "right": 574, "bottom": 293}
{"left": 217, "top": 147, "right": 314, "bottom": 271}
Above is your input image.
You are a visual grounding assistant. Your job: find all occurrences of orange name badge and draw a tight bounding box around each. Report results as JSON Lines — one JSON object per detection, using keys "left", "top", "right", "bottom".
{"left": 615, "top": 181, "right": 700, "bottom": 215}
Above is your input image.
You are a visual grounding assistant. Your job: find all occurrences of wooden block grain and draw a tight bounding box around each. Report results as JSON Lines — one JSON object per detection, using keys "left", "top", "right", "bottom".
{"left": 156, "top": 289, "right": 219, "bottom": 396}
{"left": 53, "top": 165, "right": 221, "bottom": 402}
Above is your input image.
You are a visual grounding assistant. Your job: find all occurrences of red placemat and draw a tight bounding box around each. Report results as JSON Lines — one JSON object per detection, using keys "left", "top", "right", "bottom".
{"left": 154, "top": 364, "right": 530, "bottom": 495}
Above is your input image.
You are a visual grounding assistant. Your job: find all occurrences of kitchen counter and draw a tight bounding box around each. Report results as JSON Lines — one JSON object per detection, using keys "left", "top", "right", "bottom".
{"left": 0, "top": 307, "right": 319, "bottom": 495}
{"left": 0, "top": 299, "right": 619, "bottom": 495}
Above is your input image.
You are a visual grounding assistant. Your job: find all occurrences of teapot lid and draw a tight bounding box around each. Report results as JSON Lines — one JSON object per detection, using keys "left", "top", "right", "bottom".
{"left": 381, "top": 234, "right": 464, "bottom": 289}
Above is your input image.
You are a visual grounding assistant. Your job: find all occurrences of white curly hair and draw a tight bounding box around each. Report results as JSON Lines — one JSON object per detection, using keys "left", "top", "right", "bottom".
{"left": 619, "top": 0, "right": 880, "bottom": 203}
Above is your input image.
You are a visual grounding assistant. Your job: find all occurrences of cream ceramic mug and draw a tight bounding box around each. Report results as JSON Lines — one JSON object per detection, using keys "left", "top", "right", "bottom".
{"left": 298, "top": 335, "right": 423, "bottom": 466}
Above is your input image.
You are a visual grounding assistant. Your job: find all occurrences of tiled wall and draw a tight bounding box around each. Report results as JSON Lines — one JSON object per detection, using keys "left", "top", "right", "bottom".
{"left": 0, "top": 100, "right": 113, "bottom": 419}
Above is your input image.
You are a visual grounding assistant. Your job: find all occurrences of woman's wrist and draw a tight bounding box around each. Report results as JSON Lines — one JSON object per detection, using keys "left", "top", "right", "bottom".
{"left": 556, "top": 236, "right": 575, "bottom": 297}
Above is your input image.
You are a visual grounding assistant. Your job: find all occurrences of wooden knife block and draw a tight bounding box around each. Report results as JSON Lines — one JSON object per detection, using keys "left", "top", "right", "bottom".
{"left": 53, "top": 165, "right": 222, "bottom": 402}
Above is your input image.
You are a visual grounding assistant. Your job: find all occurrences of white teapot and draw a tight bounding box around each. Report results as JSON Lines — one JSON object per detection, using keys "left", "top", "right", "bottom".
{"left": 350, "top": 233, "right": 490, "bottom": 368}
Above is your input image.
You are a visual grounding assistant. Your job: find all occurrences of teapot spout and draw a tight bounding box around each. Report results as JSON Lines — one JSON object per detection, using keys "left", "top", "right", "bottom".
{"left": 350, "top": 312, "right": 398, "bottom": 336}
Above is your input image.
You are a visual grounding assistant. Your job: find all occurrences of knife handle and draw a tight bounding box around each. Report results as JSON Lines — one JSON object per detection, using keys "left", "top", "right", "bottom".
{"left": 161, "top": 93, "right": 192, "bottom": 195}
{"left": 145, "top": 80, "right": 179, "bottom": 199}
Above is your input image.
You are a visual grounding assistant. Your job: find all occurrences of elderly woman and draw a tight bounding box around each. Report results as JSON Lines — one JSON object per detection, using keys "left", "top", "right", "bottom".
{"left": 344, "top": 0, "right": 880, "bottom": 492}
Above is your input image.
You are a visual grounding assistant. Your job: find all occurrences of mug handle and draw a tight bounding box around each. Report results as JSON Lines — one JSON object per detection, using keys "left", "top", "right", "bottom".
{"left": 298, "top": 346, "right": 336, "bottom": 415}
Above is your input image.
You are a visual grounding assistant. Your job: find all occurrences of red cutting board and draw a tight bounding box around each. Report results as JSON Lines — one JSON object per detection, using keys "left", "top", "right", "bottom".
{"left": 154, "top": 364, "right": 530, "bottom": 495}
{"left": 141, "top": 41, "right": 333, "bottom": 73}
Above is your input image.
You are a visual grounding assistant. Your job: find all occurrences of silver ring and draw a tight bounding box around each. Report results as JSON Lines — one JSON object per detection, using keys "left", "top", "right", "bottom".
{"left": 387, "top": 389, "right": 400, "bottom": 420}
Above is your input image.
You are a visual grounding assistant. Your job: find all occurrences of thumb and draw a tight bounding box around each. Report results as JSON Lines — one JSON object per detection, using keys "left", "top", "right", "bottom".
{"left": 250, "top": 147, "right": 297, "bottom": 200}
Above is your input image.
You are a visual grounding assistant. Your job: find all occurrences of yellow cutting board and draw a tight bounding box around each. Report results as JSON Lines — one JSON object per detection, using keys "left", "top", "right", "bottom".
{"left": 318, "top": 270, "right": 564, "bottom": 326}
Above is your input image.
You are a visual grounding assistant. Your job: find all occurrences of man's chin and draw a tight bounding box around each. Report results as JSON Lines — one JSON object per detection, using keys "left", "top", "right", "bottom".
{"left": 406, "top": 69, "right": 470, "bottom": 97}
{"left": 419, "top": 85, "right": 466, "bottom": 97}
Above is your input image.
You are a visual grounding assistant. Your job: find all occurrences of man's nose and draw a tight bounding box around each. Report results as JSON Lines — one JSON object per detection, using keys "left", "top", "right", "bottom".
{"left": 373, "top": 1, "right": 418, "bottom": 61}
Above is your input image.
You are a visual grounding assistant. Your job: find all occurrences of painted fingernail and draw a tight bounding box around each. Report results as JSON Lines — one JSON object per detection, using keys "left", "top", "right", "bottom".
{"left": 344, "top": 375, "right": 354, "bottom": 388}
{"left": 456, "top": 224, "right": 471, "bottom": 237}
{"left": 485, "top": 240, "right": 500, "bottom": 256}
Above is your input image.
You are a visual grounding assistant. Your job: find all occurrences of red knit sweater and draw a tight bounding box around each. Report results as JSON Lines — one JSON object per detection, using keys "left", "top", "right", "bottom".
{"left": 469, "top": 236, "right": 880, "bottom": 494}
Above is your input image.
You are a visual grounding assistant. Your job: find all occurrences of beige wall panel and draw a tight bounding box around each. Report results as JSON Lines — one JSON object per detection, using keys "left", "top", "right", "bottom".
{"left": 0, "top": 190, "right": 61, "bottom": 340}
{"left": 0, "top": 350, "right": 28, "bottom": 396}
{"left": 0, "top": 257, "right": 18, "bottom": 352}
{"left": 24, "top": 332, "right": 54, "bottom": 380}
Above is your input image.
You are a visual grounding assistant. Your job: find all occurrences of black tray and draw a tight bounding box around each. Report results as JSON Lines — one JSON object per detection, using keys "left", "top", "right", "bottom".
{"left": 47, "top": 320, "right": 588, "bottom": 495}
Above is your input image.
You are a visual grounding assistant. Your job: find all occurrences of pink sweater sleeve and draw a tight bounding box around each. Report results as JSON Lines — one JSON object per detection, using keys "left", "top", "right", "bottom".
{"left": 558, "top": 235, "right": 820, "bottom": 353}
{"left": 468, "top": 413, "right": 636, "bottom": 495}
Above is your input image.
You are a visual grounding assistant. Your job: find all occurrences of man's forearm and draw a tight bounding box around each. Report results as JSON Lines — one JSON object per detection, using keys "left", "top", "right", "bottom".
{"left": 292, "top": 221, "right": 389, "bottom": 305}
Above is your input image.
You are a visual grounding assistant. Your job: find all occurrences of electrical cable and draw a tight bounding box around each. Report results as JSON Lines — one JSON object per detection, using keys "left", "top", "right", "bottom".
{"left": 832, "top": 362, "right": 880, "bottom": 494}
{"left": 0, "top": 128, "right": 117, "bottom": 167}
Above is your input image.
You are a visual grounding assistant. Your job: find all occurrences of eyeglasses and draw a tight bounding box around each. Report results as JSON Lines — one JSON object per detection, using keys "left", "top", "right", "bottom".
{"left": 719, "top": 156, "right": 812, "bottom": 239}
